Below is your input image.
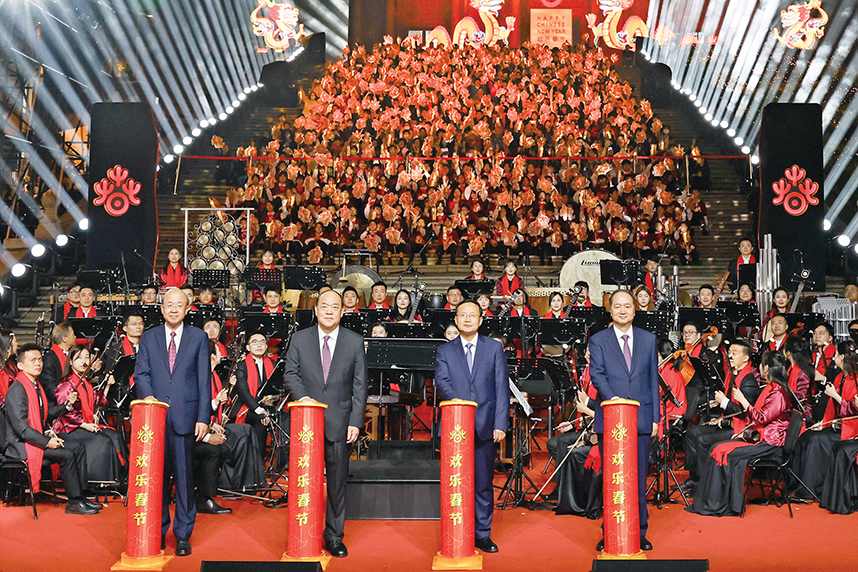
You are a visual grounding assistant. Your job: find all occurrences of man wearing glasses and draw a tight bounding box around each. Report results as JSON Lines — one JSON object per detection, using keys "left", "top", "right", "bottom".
{"left": 231, "top": 332, "right": 274, "bottom": 459}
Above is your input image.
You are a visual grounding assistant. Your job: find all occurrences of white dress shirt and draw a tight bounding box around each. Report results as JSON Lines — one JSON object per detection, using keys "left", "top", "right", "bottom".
{"left": 165, "top": 323, "right": 184, "bottom": 352}
{"left": 319, "top": 326, "right": 340, "bottom": 361}
{"left": 613, "top": 325, "right": 633, "bottom": 360}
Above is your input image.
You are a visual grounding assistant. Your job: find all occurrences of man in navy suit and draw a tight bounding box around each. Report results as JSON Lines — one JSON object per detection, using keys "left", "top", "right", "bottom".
{"left": 134, "top": 288, "right": 211, "bottom": 557}
{"left": 434, "top": 300, "right": 510, "bottom": 554}
{"left": 589, "top": 290, "right": 659, "bottom": 552}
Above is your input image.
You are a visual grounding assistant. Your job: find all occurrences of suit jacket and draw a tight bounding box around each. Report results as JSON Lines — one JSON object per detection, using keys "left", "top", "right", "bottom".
{"left": 589, "top": 326, "right": 660, "bottom": 434}
{"left": 133, "top": 325, "right": 211, "bottom": 435}
{"left": 4, "top": 378, "right": 65, "bottom": 459}
{"left": 434, "top": 335, "right": 510, "bottom": 442}
{"left": 38, "top": 348, "right": 64, "bottom": 406}
{"left": 283, "top": 326, "right": 367, "bottom": 442}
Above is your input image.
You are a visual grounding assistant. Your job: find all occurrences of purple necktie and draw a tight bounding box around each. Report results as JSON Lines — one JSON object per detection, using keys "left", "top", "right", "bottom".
{"left": 622, "top": 334, "right": 632, "bottom": 371}
{"left": 322, "top": 335, "right": 331, "bottom": 384}
{"left": 168, "top": 331, "right": 177, "bottom": 373}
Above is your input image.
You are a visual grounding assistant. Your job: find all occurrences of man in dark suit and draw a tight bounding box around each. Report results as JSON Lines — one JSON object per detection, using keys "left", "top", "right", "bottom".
{"left": 39, "top": 321, "right": 76, "bottom": 404}
{"left": 134, "top": 288, "right": 211, "bottom": 557}
{"left": 434, "top": 300, "right": 510, "bottom": 554}
{"left": 284, "top": 290, "right": 367, "bottom": 558}
{"left": 589, "top": 290, "right": 659, "bottom": 551}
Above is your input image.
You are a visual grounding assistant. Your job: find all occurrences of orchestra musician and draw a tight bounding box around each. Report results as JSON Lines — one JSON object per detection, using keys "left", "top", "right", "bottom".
{"left": 159, "top": 248, "right": 189, "bottom": 289}
{"left": 59, "top": 282, "right": 81, "bottom": 321}
{"left": 342, "top": 286, "right": 360, "bottom": 313}
{"left": 141, "top": 285, "right": 159, "bottom": 305}
{"left": 203, "top": 318, "right": 227, "bottom": 359}
{"left": 197, "top": 286, "right": 216, "bottom": 307}
{"left": 783, "top": 335, "right": 813, "bottom": 420}
{"left": 74, "top": 287, "right": 98, "bottom": 318}
{"left": 633, "top": 284, "right": 654, "bottom": 312}
{"left": 509, "top": 290, "right": 534, "bottom": 317}
{"left": 475, "top": 292, "right": 493, "bottom": 317}
{"left": 766, "top": 315, "right": 789, "bottom": 352}
{"left": 696, "top": 284, "right": 717, "bottom": 309}
{"left": 389, "top": 289, "right": 422, "bottom": 322}
{"left": 4, "top": 343, "right": 100, "bottom": 515}
{"left": 495, "top": 260, "right": 523, "bottom": 297}
{"left": 367, "top": 281, "right": 390, "bottom": 310}
{"left": 181, "top": 285, "right": 199, "bottom": 312}
{"left": 262, "top": 287, "right": 285, "bottom": 313}
{"left": 53, "top": 345, "right": 126, "bottom": 487}
{"left": 39, "top": 322, "right": 76, "bottom": 403}
{"left": 444, "top": 286, "right": 463, "bottom": 310}
{"left": 0, "top": 329, "right": 18, "bottom": 407}
{"left": 468, "top": 258, "right": 487, "bottom": 281}
{"left": 543, "top": 292, "right": 565, "bottom": 319}
{"left": 762, "top": 287, "right": 790, "bottom": 326}
{"left": 819, "top": 345, "right": 858, "bottom": 514}
{"left": 443, "top": 323, "right": 459, "bottom": 341}
{"left": 231, "top": 332, "right": 274, "bottom": 459}
{"left": 812, "top": 322, "right": 836, "bottom": 377}
{"left": 679, "top": 339, "right": 760, "bottom": 496}
{"left": 571, "top": 281, "right": 593, "bottom": 307}
{"left": 737, "top": 283, "right": 755, "bottom": 302}
{"left": 726, "top": 239, "right": 756, "bottom": 290}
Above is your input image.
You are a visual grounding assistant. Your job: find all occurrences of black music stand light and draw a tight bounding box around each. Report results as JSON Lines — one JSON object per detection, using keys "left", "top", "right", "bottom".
{"left": 678, "top": 307, "right": 728, "bottom": 333}
{"left": 68, "top": 316, "right": 119, "bottom": 349}
{"left": 114, "top": 304, "right": 165, "bottom": 331}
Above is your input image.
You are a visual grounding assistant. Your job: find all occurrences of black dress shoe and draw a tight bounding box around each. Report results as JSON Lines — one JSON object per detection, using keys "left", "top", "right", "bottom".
{"left": 325, "top": 539, "right": 348, "bottom": 558}
{"left": 161, "top": 537, "right": 166, "bottom": 550}
{"left": 677, "top": 480, "right": 697, "bottom": 493}
{"left": 65, "top": 500, "right": 99, "bottom": 515}
{"left": 541, "top": 489, "right": 559, "bottom": 501}
{"left": 474, "top": 537, "right": 498, "bottom": 553}
{"left": 175, "top": 539, "right": 192, "bottom": 557}
{"left": 641, "top": 537, "right": 653, "bottom": 551}
{"left": 197, "top": 498, "right": 232, "bottom": 515}
{"left": 596, "top": 539, "right": 605, "bottom": 551}
{"left": 83, "top": 500, "right": 103, "bottom": 511}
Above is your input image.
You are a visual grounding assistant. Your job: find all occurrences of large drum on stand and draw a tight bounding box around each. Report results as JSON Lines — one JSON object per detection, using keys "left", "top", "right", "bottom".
{"left": 560, "top": 250, "right": 620, "bottom": 307}
{"left": 332, "top": 264, "right": 382, "bottom": 302}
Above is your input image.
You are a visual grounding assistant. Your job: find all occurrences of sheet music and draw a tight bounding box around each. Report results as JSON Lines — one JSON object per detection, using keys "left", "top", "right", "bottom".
{"left": 508, "top": 377, "right": 533, "bottom": 417}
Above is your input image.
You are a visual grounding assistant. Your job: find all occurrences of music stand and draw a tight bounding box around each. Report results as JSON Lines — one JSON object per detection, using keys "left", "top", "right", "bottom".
{"left": 283, "top": 266, "right": 328, "bottom": 309}
{"left": 716, "top": 301, "right": 759, "bottom": 339}
{"left": 240, "top": 311, "right": 294, "bottom": 339}
{"left": 360, "top": 308, "right": 391, "bottom": 325}
{"left": 600, "top": 259, "right": 640, "bottom": 287}
{"left": 738, "top": 263, "right": 757, "bottom": 289}
{"left": 479, "top": 316, "right": 509, "bottom": 338}
{"left": 192, "top": 269, "right": 231, "bottom": 289}
{"left": 508, "top": 316, "right": 542, "bottom": 357}
{"left": 633, "top": 310, "right": 672, "bottom": 340}
{"left": 454, "top": 279, "right": 495, "bottom": 300}
{"left": 785, "top": 313, "right": 825, "bottom": 335}
{"left": 384, "top": 323, "right": 432, "bottom": 339}
{"left": 678, "top": 307, "right": 728, "bottom": 333}
{"left": 340, "top": 312, "right": 369, "bottom": 336}
{"left": 647, "top": 373, "right": 689, "bottom": 508}
{"left": 114, "top": 304, "right": 165, "bottom": 331}
{"left": 184, "top": 305, "right": 225, "bottom": 329}
{"left": 244, "top": 268, "right": 282, "bottom": 290}
{"left": 563, "top": 306, "right": 610, "bottom": 336}
{"left": 295, "top": 309, "right": 316, "bottom": 330}
{"left": 538, "top": 318, "right": 588, "bottom": 347}
{"left": 68, "top": 317, "right": 119, "bottom": 350}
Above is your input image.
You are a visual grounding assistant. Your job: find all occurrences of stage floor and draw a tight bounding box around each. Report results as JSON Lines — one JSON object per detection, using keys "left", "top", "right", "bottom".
{"left": 2, "top": 478, "right": 857, "bottom": 572}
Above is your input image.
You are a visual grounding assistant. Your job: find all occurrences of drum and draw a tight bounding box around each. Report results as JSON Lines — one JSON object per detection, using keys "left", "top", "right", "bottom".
{"left": 427, "top": 293, "right": 446, "bottom": 309}
{"left": 332, "top": 264, "right": 381, "bottom": 301}
{"left": 560, "top": 250, "right": 620, "bottom": 307}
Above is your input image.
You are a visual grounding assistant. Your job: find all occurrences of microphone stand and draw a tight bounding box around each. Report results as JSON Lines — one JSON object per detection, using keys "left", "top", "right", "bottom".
{"left": 120, "top": 252, "right": 131, "bottom": 303}
{"left": 394, "top": 230, "right": 433, "bottom": 289}
{"left": 522, "top": 263, "right": 546, "bottom": 288}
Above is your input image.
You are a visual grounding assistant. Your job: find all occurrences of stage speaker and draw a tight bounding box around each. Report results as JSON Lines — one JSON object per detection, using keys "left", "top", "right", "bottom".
{"left": 200, "top": 562, "right": 321, "bottom": 572}
{"left": 639, "top": 63, "right": 673, "bottom": 107}
{"left": 591, "top": 559, "right": 709, "bottom": 572}
{"left": 303, "top": 33, "right": 326, "bottom": 67}
{"left": 259, "top": 61, "right": 299, "bottom": 107}
{"left": 759, "top": 103, "right": 826, "bottom": 290}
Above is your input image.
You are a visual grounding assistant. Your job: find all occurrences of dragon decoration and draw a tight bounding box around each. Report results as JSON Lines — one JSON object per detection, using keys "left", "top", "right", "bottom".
{"left": 772, "top": 0, "right": 828, "bottom": 50}
{"left": 585, "top": 0, "right": 674, "bottom": 51}
{"left": 425, "top": 0, "right": 516, "bottom": 49}
{"left": 250, "top": 0, "right": 306, "bottom": 53}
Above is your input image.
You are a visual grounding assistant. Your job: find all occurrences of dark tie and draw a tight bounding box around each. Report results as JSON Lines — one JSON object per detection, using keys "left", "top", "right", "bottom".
{"left": 322, "top": 335, "right": 331, "bottom": 384}
{"left": 258, "top": 360, "right": 265, "bottom": 384}
{"left": 622, "top": 334, "right": 632, "bottom": 371}
{"left": 466, "top": 343, "right": 474, "bottom": 374}
{"left": 168, "top": 331, "right": 177, "bottom": 373}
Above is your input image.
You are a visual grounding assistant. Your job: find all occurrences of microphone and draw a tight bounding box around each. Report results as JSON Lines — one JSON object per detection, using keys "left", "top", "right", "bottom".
{"left": 529, "top": 416, "right": 549, "bottom": 424}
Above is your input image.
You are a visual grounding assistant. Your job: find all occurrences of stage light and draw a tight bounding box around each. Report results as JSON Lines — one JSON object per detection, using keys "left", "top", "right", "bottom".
{"left": 219, "top": 113, "right": 228, "bottom": 121}
{"left": 704, "top": 113, "right": 713, "bottom": 121}
{"left": 30, "top": 244, "right": 47, "bottom": 258}
{"left": 720, "top": 121, "right": 729, "bottom": 129}
{"left": 225, "top": 106, "right": 235, "bottom": 114}
{"left": 824, "top": 219, "right": 832, "bottom": 231}
{"left": 238, "top": 93, "right": 247, "bottom": 101}
{"left": 710, "top": 119, "right": 720, "bottom": 127}
{"left": 173, "top": 144, "right": 185, "bottom": 154}
{"left": 741, "top": 146, "right": 751, "bottom": 155}
{"left": 251, "top": 85, "right": 259, "bottom": 92}
{"left": 208, "top": 118, "right": 217, "bottom": 125}
{"left": 689, "top": 94, "right": 696, "bottom": 102}
{"left": 231, "top": 99, "right": 240, "bottom": 108}
{"left": 79, "top": 218, "right": 89, "bottom": 231}
{"left": 11, "top": 263, "right": 27, "bottom": 278}
{"left": 751, "top": 155, "right": 760, "bottom": 165}
{"left": 243, "top": 87, "right": 252, "bottom": 94}
{"left": 191, "top": 128, "right": 202, "bottom": 137}
{"left": 837, "top": 235, "right": 851, "bottom": 247}
{"left": 727, "top": 129, "right": 736, "bottom": 137}
{"left": 734, "top": 137, "right": 744, "bottom": 146}
{"left": 164, "top": 154, "right": 176, "bottom": 164}
{"left": 200, "top": 120, "right": 210, "bottom": 129}
{"left": 183, "top": 136, "right": 193, "bottom": 146}
{"left": 55, "top": 234, "right": 69, "bottom": 247}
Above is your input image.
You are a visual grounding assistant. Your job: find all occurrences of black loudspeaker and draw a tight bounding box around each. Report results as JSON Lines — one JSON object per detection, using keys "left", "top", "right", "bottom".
{"left": 200, "top": 562, "right": 321, "bottom": 572}
{"left": 259, "top": 61, "right": 300, "bottom": 107}
{"left": 639, "top": 63, "right": 673, "bottom": 107}
{"left": 303, "top": 33, "right": 326, "bottom": 67}
{"left": 759, "top": 103, "right": 826, "bottom": 290}
{"left": 591, "top": 559, "right": 709, "bottom": 572}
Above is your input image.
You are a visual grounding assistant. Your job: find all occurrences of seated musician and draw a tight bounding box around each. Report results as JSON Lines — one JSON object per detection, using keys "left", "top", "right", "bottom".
{"left": 39, "top": 322, "right": 76, "bottom": 402}
{"left": 658, "top": 339, "right": 688, "bottom": 427}
{"left": 59, "top": 282, "right": 81, "bottom": 321}
{"left": 643, "top": 257, "right": 659, "bottom": 294}
{"left": 444, "top": 324, "right": 460, "bottom": 341}
{"left": 371, "top": 322, "right": 388, "bottom": 338}
{"left": 258, "top": 249, "right": 277, "bottom": 271}
{"left": 468, "top": 258, "right": 487, "bottom": 281}
{"left": 812, "top": 322, "right": 836, "bottom": 377}
{"left": 74, "top": 287, "right": 98, "bottom": 318}
{"left": 342, "top": 286, "right": 360, "bottom": 313}
{"left": 819, "top": 346, "right": 858, "bottom": 514}
{"left": 543, "top": 292, "right": 565, "bottom": 319}
{"left": 762, "top": 287, "right": 790, "bottom": 326}
{"left": 262, "top": 287, "right": 285, "bottom": 313}
{"left": 726, "top": 238, "right": 756, "bottom": 290}
{"left": 5, "top": 343, "right": 99, "bottom": 515}
{"left": 696, "top": 284, "right": 717, "bottom": 309}
{"left": 509, "top": 290, "right": 535, "bottom": 317}
{"left": 850, "top": 320, "right": 858, "bottom": 345}
{"left": 53, "top": 345, "right": 126, "bottom": 487}
{"left": 231, "top": 332, "right": 273, "bottom": 459}
{"left": 444, "top": 286, "right": 463, "bottom": 310}
{"left": 197, "top": 285, "right": 216, "bottom": 307}
{"left": 159, "top": 248, "right": 188, "bottom": 289}
{"left": 193, "top": 346, "right": 232, "bottom": 515}
{"left": 687, "top": 351, "right": 792, "bottom": 517}
{"left": 366, "top": 281, "right": 390, "bottom": 310}
{"left": 571, "top": 281, "right": 592, "bottom": 307}
{"left": 181, "top": 285, "right": 199, "bottom": 311}
{"left": 203, "top": 318, "right": 227, "bottom": 358}
{"left": 784, "top": 335, "right": 813, "bottom": 419}
{"left": 389, "top": 289, "right": 422, "bottom": 323}
{"left": 495, "top": 260, "right": 522, "bottom": 297}
{"left": 766, "top": 314, "right": 788, "bottom": 352}
{"left": 793, "top": 340, "right": 857, "bottom": 500}
{"left": 679, "top": 338, "right": 760, "bottom": 495}
{"left": 140, "top": 284, "right": 159, "bottom": 305}
{"left": 634, "top": 284, "right": 654, "bottom": 311}
{"left": 737, "top": 283, "right": 755, "bottom": 303}
{"left": 476, "top": 292, "right": 493, "bottom": 317}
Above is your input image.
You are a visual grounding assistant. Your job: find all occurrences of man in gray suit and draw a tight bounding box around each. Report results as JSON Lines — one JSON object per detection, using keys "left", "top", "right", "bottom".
{"left": 284, "top": 290, "right": 367, "bottom": 558}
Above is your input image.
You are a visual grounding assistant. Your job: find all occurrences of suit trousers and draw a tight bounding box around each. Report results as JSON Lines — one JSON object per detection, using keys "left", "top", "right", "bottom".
{"left": 323, "top": 438, "right": 350, "bottom": 542}
{"left": 245, "top": 410, "right": 269, "bottom": 461}
{"left": 162, "top": 424, "right": 197, "bottom": 540}
{"left": 474, "top": 437, "right": 497, "bottom": 539}
{"left": 598, "top": 434, "right": 651, "bottom": 536}
{"left": 193, "top": 441, "right": 227, "bottom": 500}
{"left": 683, "top": 425, "right": 732, "bottom": 483}
{"left": 43, "top": 441, "right": 87, "bottom": 500}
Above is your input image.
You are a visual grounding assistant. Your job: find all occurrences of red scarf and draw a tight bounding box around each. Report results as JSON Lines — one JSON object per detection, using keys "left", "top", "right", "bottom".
{"left": 497, "top": 275, "right": 522, "bottom": 297}
{"left": 575, "top": 367, "right": 597, "bottom": 431}
{"left": 510, "top": 306, "right": 532, "bottom": 317}
{"left": 159, "top": 263, "right": 188, "bottom": 288}
{"left": 735, "top": 254, "right": 756, "bottom": 277}
{"left": 52, "top": 345, "right": 68, "bottom": 372}
{"left": 835, "top": 373, "right": 858, "bottom": 440}
{"left": 122, "top": 336, "right": 137, "bottom": 386}
{"left": 16, "top": 372, "right": 48, "bottom": 493}
{"left": 584, "top": 446, "right": 601, "bottom": 473}
{"left": 63, "top": 301, "right": 77, "bottom": 320}
{"left": 726, "top": 363, "right": 754, "bottom": 429}
{"left": 368, "top": 302, "right": 390, "bottom": 309}
{"left": 712, "top": 383, "right": 776, "bottom": 466}
{"left": 211, "top": 373, "right": 224, "bottom": 422}
{"left": 237, "top": 355, "right": 274, "bottom": 422}
{"left": 263, "top": 305, "right": 283, "bottom": 313}
{"left": 71, "top": 373, "right": 96, "bottom": 424}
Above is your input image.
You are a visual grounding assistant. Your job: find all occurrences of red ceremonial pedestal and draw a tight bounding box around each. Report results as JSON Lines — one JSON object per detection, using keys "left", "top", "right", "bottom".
{"left": 112, "top": 399, "right": 173, "bottom": 570}
{"left": 598, "top": 399, "right": 646, "bottom": 560}
{"left": 433, "top": 399, "right": 482, "bottom": 570}
{"left": 282, "top": 401, "right": 331, "bottom": 570}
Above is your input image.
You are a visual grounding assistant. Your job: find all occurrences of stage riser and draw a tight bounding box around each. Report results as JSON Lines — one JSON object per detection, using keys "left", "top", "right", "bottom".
{"left": 591, "top": 560, "right": 709, "bottom": 572}
{"left": 200, "top": 562, "right": 321, "bottom": 571}
{"left": 346, "top": 459, "right": 441, "bottom": 520}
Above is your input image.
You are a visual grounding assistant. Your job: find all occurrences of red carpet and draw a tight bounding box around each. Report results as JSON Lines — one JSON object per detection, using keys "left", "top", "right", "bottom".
{"left": 3, "top": 481, "right": 858, "bottom": 571}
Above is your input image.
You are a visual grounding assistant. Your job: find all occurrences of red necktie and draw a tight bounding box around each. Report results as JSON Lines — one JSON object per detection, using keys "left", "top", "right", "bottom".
{"left": 168, "top": 331, "right": 177, "bottom": 373}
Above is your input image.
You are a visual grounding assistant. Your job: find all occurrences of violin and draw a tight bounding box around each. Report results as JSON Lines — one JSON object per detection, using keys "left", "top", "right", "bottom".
{"left": 658, "top": 326, "right": 719, "bottom": 384}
